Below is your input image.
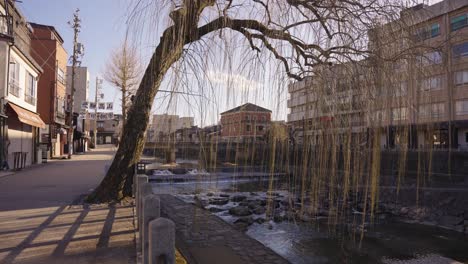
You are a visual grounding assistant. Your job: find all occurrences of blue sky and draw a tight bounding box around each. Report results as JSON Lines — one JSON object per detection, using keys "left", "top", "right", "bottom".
{"left": 18, "top": 0, "right": 129, "bottom": 110}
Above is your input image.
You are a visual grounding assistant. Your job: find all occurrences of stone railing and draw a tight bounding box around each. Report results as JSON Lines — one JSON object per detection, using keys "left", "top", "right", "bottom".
{"left": 135, "top": 174, "right": 176, "bottom": 264}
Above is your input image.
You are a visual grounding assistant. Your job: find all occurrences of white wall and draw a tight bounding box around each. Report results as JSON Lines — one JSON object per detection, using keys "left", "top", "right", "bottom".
{"left": 6, "top": 49, "right": 39, "bottom": 113}
{"left": 66, "top": 66, "right": 89, "bottom": 113}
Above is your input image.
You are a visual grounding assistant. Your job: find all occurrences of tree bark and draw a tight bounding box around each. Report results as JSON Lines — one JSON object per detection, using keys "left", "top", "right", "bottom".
{"left": 86, "top": 25, "right": 186, "bottom": 202}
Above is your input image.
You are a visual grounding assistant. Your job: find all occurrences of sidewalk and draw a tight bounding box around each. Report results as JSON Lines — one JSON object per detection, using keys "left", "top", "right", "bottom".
{"left": 0, "top": 145, "right": 136, "bottom": 264}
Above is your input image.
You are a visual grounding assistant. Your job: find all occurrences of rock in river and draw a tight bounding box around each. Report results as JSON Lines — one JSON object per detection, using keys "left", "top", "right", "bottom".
{"left": 229, "top": 206, "right": 252, "bottom": 216}
{"left": 253, "top": 206, "right": 266, "bottom": 215}
{"left": 209, "top": 198, "right": 229, "bottom": 206}
{"left": 231, "top": 195, "right": 247, "bottom": 202}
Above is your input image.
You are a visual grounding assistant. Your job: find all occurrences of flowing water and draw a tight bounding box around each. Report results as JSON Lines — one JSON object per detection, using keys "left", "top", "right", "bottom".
{"left": 151, "top": 174, "right": 468, "bottom": 264}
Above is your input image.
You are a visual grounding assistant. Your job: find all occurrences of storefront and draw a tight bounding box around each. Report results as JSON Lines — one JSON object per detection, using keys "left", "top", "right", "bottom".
{"left": 6, "top": 102, "right": 45, "bottom": 169}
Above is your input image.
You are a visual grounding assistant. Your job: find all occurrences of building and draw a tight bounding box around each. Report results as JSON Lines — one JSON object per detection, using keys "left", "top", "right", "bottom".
{"left": 66, "top": 66, "right": 89, "bottom": 114}
{"left": 0, "top": 1, "right": 45, "bottom": 169}
{"left": 147, "top": 114, "right": 194, "bottom": 142}
{"left": 287, "top": 62, "right": 369, "bottom": 146}
{"left": 30, "top": 23, "right": 68, "bottom": 158}
{"left": 66, "top": 66, "right": 90, "bottom": 152}
{"left": 220, "top": 103, "right": 271, "bottom": 142}
{"left": 287, "top": 0, "right": 468, "bottom": 151}
{"left": 96, "top": 114, "right": 121, "bottom": 145}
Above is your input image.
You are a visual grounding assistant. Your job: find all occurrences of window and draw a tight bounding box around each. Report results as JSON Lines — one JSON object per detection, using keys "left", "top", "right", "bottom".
{"left": 392, "top": 107, "right": 408, "bottom": 121}
{"left": 97, "top": 121, "right": 104, "bottom": 128}
{"left": 419, "top": 103, "right": 445, "bottom": 118}
{"left": 452, "top": 42, "right": 468, "bottom": 59}
{"left": 455, "top": 100, "right": 468, "bottom": 116}
{"left": 466, "top": 132, "right": 468, "bottom": 143}
{"left": 395, "top": 81, "right": 407, "bottom": 97}
{"left": 57, "top": 68, "right": 66, "bottom": 84}
{"left": 373, "top": 110, "right": 386, "bottom": 122}
{"left": 414, "top": 23, "right": 440, "bottom": 41}
{"left": 9, "top": 59, "right": 20, "bottom": 97}
{"left": 0, "top": 13, "right": 10, "bottom": 35}
{"left": 454, "top": 71, "right": 468, "bottom": 86}
{"left": 257, "top": 126, "right": 264, "bottom": 132}
{"left": 25, "top": 72, "right": 36, "bottom": 105}
{"left": 245, "top": 115, "right": 250, "bottom": 121}
{"left": 246, "top": 125, "right": 251, "bottom": 132}
{"left": 417, "top": 51, "right": 442, "bottom": 66}
{"left": 56, "top": 98, "right": 65, "bottom": 117}
{"left": 451, "top": 14, "right": 468, "bottom": 31}
{"left": 420, "top": 76, "right": 442, "bottom": 91}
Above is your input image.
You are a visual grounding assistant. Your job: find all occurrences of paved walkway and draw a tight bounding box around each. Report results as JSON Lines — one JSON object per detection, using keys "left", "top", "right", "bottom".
{"left": 0, "top": 145, "right": 136, "bottom": 264}
{"left": 157, "top": 194, "right": 289, "bottom": 264}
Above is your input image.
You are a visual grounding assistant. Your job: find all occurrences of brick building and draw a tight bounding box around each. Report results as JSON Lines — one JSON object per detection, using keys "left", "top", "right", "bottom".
{"left": 220, "top": 103, "right": 271, "bottom": 142}
{"left": 30, "top": 23, "right": 68, "bottom": 158}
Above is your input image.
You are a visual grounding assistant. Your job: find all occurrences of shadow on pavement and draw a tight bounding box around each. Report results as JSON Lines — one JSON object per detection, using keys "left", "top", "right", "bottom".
{"left": 0, "top": 202, "right": 136, "bottom": 264}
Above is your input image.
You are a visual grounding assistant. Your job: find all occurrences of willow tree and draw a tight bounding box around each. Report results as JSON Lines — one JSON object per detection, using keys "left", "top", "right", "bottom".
{"left": 87, "top": 0, "right": 403, "bottom": 202}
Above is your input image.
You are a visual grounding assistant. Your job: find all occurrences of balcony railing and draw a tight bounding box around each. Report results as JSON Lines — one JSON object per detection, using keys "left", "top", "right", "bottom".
{"left": 9, "top": 82, "right": 20, "bottom": 97}
{"left": 24, "top": 94, "right": 36, "bottom": 106}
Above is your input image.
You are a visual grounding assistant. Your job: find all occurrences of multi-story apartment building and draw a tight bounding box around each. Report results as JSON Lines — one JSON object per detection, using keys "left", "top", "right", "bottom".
{"left": 147, "top": 114, "right": 194, "bottom": 142}
{"left": 288, "top": 62, "right": 369, "bottom": 146}
{"left": 0, "top": 1, "right": 44, "bottom": 169}
{"left": 288, "top": 0, "right": 468, "bottom": 151}
{"left": 220, "top": 103, "right": 271, "bottom": 142}
{"left": 30, "top": 23, "right": 68, "bottom": 158}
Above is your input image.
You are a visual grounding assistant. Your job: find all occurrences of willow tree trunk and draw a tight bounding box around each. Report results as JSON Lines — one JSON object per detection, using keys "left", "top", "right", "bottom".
{"left": 86, "top": 25, "right": 187, "bottom": 202}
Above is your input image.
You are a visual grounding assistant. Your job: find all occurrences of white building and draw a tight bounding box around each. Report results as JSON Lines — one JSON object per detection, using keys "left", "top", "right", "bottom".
{"left": 0, "top": 2, "right": 45, "bottom": 169}
{"left": 66, "top": 66, "right": 89, "bottom": 114}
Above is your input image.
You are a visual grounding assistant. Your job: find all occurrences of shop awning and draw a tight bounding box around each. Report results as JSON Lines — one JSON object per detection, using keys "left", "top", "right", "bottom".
{"left": 8, "top": 103, "right": 46, "bottom": 129}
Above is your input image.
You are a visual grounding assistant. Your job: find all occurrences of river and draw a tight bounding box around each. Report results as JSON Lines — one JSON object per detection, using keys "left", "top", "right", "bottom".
{"left": 150, "top": 174, "right": 468, "bottom": 264}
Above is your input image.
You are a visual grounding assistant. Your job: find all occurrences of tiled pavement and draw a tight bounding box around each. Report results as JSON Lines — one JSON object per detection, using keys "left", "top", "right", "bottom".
{"left": 0, "top": 145, "right": 136, "bottom": 264}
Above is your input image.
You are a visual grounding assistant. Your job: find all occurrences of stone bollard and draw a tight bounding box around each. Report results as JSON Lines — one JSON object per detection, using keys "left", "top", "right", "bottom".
{"left": 136, "top": 175, "right": 149, "bottom": 216}
{"left": 142, "top": 195, "right": 161, "bottom": 264}
{"left": 138, "top": 183, "right": 153, "bottom": 234}
{"left": 148, "top": 218, "right": 175, "bottom": 264}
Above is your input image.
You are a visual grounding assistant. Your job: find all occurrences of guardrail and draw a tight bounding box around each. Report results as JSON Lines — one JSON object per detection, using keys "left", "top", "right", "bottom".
{"left": 135, "top": 174, "right": 176, "bottom": 264}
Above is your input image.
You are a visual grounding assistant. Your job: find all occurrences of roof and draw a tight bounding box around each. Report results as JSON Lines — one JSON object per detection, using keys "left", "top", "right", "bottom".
{"left": 29, "top": 22, "right": 65, "bottom": 44}
{"left": 220, "top": 103, "right": 272, "bottom": 115}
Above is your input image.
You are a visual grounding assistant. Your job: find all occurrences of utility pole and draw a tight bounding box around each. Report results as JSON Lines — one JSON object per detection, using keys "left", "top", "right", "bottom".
{"left": 94, "top": 77, "right": 103, "bottom": 147}
{"left": 67, "top": 9, "right": 82, "bottom": 159}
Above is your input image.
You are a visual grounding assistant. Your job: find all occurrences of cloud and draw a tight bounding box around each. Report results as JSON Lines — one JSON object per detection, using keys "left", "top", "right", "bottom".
{"left": 206, "top": 71, "right": 262, "bottom": 91}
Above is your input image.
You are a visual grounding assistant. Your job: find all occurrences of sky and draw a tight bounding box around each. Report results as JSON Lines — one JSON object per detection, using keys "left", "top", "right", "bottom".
{"left": 17, "top": 0, "right": 444, "bottom": 127}
{"left": 18, "top": 0, "right": 128, "bottom": 113}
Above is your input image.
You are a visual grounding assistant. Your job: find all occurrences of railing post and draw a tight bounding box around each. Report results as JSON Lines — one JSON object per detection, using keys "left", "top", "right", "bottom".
{"left": 149, "top": 218, "right": 175, "bottom": 264}
{"left": 139, "top": 183, "right": 153, "bottom": 240}
{"left": 142, "top": 195, "right": 160, "bottom": 264}
{"left": 136, "top": 175, "right": 148, "bottom": 216}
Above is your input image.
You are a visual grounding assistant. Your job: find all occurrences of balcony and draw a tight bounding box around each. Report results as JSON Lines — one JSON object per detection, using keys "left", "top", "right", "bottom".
{"left": 24, "top": 94, "right": 36, "bottom": 106}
